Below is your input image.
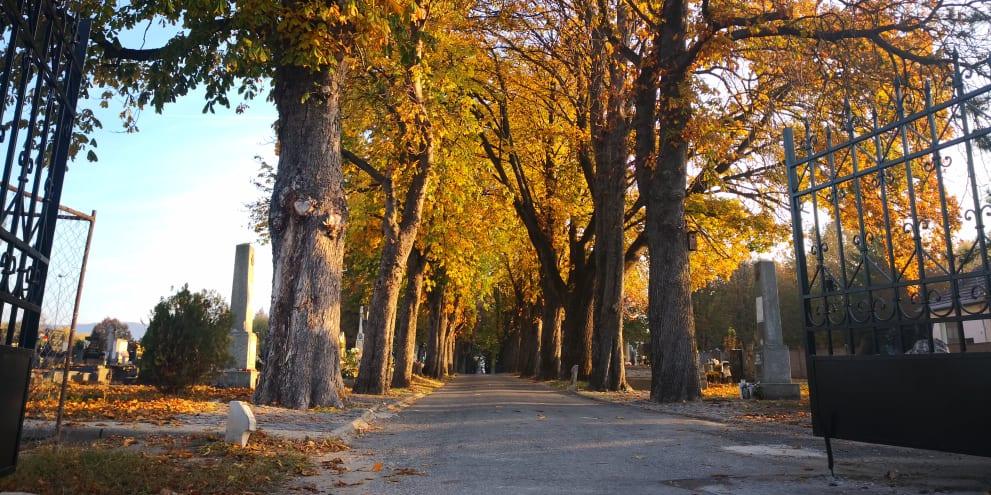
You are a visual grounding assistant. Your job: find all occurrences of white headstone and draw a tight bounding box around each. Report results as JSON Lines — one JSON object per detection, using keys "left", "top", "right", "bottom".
{"left": 225, "top": 400, "right": 257, "bottom": 447}
{"left": 355, "top": 305, "right": 366, "bottom": 352}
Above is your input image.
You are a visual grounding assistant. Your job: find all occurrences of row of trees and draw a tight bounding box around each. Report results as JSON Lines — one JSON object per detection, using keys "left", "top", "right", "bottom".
{"left": 83, "top": 0, "right": 989, "bottom": 407}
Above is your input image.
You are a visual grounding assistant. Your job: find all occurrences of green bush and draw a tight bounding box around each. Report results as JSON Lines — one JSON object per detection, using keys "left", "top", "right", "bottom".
{"left": 341, "top": 348, "right": 360, "bottom": 379}
{"left": 140, "top": 285, "right": 232, "bottom": 394}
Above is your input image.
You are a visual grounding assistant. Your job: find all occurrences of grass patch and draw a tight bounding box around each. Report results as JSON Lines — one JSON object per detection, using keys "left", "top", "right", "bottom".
{"left": 0, "top": 433, "right": 346, "bottom": 495}
{"left": 544, "top": 379, "right": 589, "bottom": 391}
{"left": 26, "top": 383, "right": 252, "bottom": 423}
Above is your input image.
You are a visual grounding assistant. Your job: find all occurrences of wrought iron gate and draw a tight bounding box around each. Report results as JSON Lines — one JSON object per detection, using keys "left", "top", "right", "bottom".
{"left": 785, "top": 58, "right": 991, "bottom": 461}
{"left": 0, "top": 0, "right": 90, "bottom": 474}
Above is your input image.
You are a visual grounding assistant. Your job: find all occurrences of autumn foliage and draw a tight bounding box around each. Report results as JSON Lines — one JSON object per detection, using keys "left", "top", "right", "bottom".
{"left": 82, "top": 0, "right": 990, "bottom": 404}
{"left": 26, "top": 383, "right": 251, "bottom": 423}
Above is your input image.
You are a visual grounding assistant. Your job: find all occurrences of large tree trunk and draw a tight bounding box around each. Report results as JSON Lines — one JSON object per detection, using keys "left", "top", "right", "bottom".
{"left": 353, "top": 32, "right": 434, "bottom": 394}
{"left": 353, "top": 154, "right": 432, "bottom": 393}
{"left": 590, "top": 169, "right": 627, "bottom": 391}
{"left": 640, "top": 0, "right": 701, "bottom": 403}
{"left": 518, "top": 304, "right": 541, "bottom": 377}
{"left": 538, "top": 281, "right": 564, "bottom": 380}
{"left": 608, "top": 328, "right": 627, "bottom": 389}
{"left": 353, "top": 232, "right": 406, "bottom": 393}
{"left": 561, "top": 276, "right": 594, "bottom": 379}
{"left": 499, "top": 306, "right": 520, "bottom": 373}
{"left": 589, "top": 6, "right": 629, "bottom": 391}
{"left": 423, "top": 281, "right": 447, "bottom": 378}
{"left": 644, "top": 149, "right": 700, "bottom": 401}
{"left": 440, "top": 319, "right": 453, "bottom": 377}
{"left": 392, "top": 248, "right": 427, "bottom": 388}
{"left": 254, "top": 65, "right": 348, "bottom": 409}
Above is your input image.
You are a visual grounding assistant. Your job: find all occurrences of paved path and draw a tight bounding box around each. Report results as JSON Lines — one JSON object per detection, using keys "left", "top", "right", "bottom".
{"left": 298, "top": 374, "right": 991, "bottom": 494}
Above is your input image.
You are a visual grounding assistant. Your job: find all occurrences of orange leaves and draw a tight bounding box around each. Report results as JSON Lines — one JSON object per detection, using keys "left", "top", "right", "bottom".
{"left": 26, "top": 383, "right": 252, "bottom": 423}
{"left": 0, "top": 432, "right": 333, "bottom": 495}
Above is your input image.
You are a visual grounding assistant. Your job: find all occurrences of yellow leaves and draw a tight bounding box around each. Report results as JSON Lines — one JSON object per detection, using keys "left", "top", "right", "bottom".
{"left": 685, "top": 195, "right": 787, "bottom": 292}
{"left": 383, "top": 0, "right": 403, "bottom": 15}
{"left": 26, "top": 383, "right": 252, "bottom": 423}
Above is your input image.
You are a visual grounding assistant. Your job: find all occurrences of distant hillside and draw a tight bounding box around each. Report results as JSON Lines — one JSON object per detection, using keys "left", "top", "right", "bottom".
{"left": 74, "top": 321, "right": 149, "bottom": 341}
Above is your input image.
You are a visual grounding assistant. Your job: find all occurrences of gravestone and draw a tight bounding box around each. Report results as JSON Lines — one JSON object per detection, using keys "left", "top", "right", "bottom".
{"left": 225, "top": 400, "right": 257, "bottom": 447}
{"left": 216, "top": 244, "right": 259, "bottom": 388}
{"left": 354, "top": 305, "right": 366, "bottom": 355}
{"left": 754, "top": 260, "right": 800, "bottom": 399}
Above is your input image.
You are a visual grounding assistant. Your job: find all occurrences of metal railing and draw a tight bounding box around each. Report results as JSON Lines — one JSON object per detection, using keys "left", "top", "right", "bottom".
{"left": 0, "top": 0, "right": 91, "bottom": 474}
{"left": 784, "top": 56, "right": 991, "bottom": 461}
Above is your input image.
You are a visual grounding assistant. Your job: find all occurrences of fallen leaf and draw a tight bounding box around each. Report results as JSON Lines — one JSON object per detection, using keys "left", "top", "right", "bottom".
{"left": 391, "top": 467, "right": 425, "bottom": 476}
{"left": 372, "top": 462, "right": 383, "bottom": 472}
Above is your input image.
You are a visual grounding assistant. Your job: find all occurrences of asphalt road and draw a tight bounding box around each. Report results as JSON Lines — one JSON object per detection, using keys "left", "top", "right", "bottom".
{"left": 302, "top": 374, "right": 991, "bottom": 494}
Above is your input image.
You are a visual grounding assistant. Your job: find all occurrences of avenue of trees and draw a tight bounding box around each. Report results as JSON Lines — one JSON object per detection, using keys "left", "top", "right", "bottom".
{"left": 82, "top": 0, "right": 990, "bottom": 406}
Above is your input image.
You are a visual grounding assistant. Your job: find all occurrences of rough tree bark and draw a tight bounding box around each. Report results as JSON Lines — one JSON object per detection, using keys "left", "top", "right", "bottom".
{"left": 518, "top": 303, "right": 542, "bottom": 377}
{"left": 440, "top": 319, "right": 454, "bottom": 377}
{"left": 423, "top": 280, "right": 447, "bottom": 378}
{"left": 538, "top": 280, "right": 564, "bottom": 380}
{"left": 392, "top": 247, "right": 427, "bottom": 388}
{"left": 560, "top": 215, "right": 595, "bottom": 380}
{"left": 644, "top": 147, "right": 700, "bottom": 401}
{"left": 352, "top": 136, "right": 433, "bottom": 394}
{"left": 254, "top": 65, "right": 348, "bottom": 409}
{"left": 500, "top": 324, "right": 521, "bottom": 373}
{"left": 637, "top": 0, "right": 701, "bottom": 402}
{"left": 589, "top": 2, "right": 629, "bottom": 391}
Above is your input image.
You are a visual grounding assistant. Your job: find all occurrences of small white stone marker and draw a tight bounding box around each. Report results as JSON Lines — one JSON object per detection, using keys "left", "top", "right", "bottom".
{"left": 225, "top": 400, "right": 257, "bottom": 447}
{"left": 569, "top": 365, "right": 579, "bottom": 391}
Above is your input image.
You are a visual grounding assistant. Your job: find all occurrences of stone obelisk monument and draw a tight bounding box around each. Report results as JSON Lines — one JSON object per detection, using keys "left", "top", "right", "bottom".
{"left": 217, "top": 243, "right": 259, "bottom": 388}
{"left": 754, "top": 259, "right": 800, "bottom": 399}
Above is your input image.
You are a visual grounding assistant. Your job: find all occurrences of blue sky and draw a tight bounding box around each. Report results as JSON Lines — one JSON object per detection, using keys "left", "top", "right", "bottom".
{"left": 56, "top": 91, "right": 277, "bottom": 324}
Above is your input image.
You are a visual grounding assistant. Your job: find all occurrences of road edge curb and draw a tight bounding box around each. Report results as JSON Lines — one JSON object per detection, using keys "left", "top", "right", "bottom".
{"left": 330, "top": 382, "right": 444, "bottom": 442}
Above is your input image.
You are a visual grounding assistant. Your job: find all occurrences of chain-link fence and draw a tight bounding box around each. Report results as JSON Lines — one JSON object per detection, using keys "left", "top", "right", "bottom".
{"left": 34, "top": 208, "right": 95, "bottom": 370}
{"left": 25, "top": 205, "right": 95, "bottom": 441}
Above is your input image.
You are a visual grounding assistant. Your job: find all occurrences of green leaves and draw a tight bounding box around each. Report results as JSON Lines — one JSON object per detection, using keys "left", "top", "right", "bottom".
{"left": 140, "top": 284, "right": 233, "bottom": 394}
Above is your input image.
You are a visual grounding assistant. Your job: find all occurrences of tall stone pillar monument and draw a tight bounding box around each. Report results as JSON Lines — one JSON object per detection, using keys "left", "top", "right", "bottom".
{"left": 218, "top": 243, "right": 259, "bottom": 388}
{"left": 754, "top": 259, "right": 800, "bottom": 399}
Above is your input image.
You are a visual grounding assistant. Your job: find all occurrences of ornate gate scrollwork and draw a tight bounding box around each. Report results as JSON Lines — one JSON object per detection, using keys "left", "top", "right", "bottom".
{"left": 786, "top": 57, "right": 991, "bottom": 460}
{"left": 0, "top": 0, "right": 90, "bottom": 474}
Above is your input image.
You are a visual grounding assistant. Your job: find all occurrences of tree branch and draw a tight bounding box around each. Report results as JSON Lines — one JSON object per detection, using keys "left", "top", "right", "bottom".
{"left": 93, "top": 19, "right": 233, "bottom": 62}
{"left": 342, "top": 148, "right": 387, "bottom": 185}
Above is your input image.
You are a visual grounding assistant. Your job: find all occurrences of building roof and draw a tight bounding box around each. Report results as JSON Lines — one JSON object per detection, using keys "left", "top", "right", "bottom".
{"left": 929, "top": 275, "right": 989, "bottom": 311}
